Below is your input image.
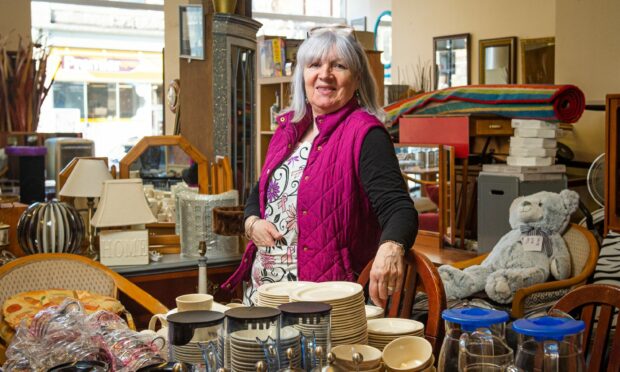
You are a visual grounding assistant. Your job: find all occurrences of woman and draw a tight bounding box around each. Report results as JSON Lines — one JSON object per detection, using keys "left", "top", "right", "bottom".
{"left": 223, "top": 26, "right": 418, "bottom": 307}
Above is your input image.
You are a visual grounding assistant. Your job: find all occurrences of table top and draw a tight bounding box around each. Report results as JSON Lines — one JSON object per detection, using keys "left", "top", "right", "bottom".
{"left": 112, "top": 253, "right": 242, "bottom": 276}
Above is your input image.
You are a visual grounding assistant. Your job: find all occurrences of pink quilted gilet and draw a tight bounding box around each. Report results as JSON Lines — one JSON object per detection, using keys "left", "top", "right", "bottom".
{"left": 222, "top": 99, "right": 384, "bottom": 291}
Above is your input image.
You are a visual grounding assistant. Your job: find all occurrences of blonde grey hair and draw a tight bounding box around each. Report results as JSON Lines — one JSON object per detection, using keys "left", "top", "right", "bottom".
{"left": 284, "top": 28, "right": 386, "bottom": 123}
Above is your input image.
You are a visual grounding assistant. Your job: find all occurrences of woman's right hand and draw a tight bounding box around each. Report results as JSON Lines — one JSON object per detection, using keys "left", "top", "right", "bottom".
{"left": 245, "top": 217, "right": 283, "bottom": 246}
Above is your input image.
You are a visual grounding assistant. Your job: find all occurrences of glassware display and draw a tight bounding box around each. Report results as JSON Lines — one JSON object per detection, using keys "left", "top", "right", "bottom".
{"left": 166, "top": 310, "right": 225, "bottom": 371}
{"left": 512, "top": 315, "right": 586, "bottom": 372}
{"left": 178, "top": 190, "right": 238, "bottom": 257}
{"left": 438, "top": 305, "right": 509, "bottom": 372}
{"left": 224, "top": 306, "right": 282, "bottom": 371}
{"left": 278, "top": 301, "right": 332, "bottom": 371}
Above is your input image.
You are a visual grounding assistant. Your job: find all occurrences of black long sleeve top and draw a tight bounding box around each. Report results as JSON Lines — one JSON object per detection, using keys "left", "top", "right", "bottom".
{"left": 245, "top": 127, "right": 419, "bottom": 249}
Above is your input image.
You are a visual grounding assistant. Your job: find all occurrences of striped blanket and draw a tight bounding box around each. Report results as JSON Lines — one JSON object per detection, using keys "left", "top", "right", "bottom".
{"left": 384, "top": 84, "right": 585, "bottom": 127}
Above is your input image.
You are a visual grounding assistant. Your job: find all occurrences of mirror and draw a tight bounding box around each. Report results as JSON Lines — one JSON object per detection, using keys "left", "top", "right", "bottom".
{"left": 127, "top": 145, "right": 190, "bottom": 190}
{"left": 120, "top": 135, "right": 208, "bottom": 193}
{"left": 373, "top": 10, "right": 392, "bottom": 82}
{"left": 433, "top": 33, "right": 470, "bottom": 90}
{"left": 396, "top": 144, "right": 456, "bottom": 248}
{"left": 520, "top": 37, "right": 555, "bottom": 84}
{"left": 479, "top": 37, "right": 517, "bottom": 84}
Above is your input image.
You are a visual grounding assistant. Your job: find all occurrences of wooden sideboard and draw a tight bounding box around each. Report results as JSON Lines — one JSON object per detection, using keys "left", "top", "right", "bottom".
{"left": 115, "top": 254, "right": 242, "bottom": 329}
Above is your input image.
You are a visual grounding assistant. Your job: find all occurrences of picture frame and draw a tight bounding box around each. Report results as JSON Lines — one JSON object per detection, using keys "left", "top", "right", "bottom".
{"left": 520, "top": 37, "right": 555, "bottom": 84}
{"left": 479, "top": 36, "right": 517, "bottom": 84}
{"left": 179, "top": 4, "right": 205, "bottom": 60}
{"left": 433, "top": 33, "right": 470, "bottom": 90}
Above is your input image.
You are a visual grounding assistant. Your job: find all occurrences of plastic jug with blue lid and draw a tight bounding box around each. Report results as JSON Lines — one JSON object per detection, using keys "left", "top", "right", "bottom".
{"left": 442, "top": 307, "right": 510, "bottom": 332}
{"left": 513, "top": 315, "right": 586, "bottom": 372}
{"left": 513, "top": 315, "right": 585, "bottom": 341}
{"left": 438, "top": 303, "right": 510, "bottom": 372}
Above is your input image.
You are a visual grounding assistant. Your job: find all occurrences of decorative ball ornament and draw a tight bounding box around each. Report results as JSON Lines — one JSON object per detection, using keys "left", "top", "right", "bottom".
{"left": 17, "top": 201, "right": 84, "bottom": 255}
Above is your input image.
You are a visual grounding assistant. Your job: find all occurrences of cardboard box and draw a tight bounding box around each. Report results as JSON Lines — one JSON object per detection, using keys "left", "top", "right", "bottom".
{"left": 354, "top": 31, "right": 375, "bottom": 51}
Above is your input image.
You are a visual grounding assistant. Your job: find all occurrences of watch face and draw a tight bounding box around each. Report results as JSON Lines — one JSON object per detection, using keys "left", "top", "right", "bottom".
{"left": 167, "top": 80, "right": 180, "bottom": 113}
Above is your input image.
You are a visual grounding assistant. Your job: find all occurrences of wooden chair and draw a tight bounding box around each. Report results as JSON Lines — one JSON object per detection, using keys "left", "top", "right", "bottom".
{"left": 0, "top": 253, "right": 168, "bottom": 362}
{"left": 551, "top": 284, "right": 620, "bottom": 372}
{"left": 450, "top": 223, "right": 599, "bottom": 318}
{"left": 357, "top": 249, "right": 447, "bottom": 355}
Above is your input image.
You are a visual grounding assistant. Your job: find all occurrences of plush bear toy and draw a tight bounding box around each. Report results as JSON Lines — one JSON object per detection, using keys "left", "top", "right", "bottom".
{"left": 439, "top": 189, "right": 580, "bottom": 304}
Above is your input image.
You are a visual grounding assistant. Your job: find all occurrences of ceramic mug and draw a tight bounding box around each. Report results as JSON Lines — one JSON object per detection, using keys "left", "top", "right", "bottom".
{"left": 148, "top": 313, "right": 169, "bottom": 339}
{"left": 175, "top": 293, "right": 213, "bottom": 312}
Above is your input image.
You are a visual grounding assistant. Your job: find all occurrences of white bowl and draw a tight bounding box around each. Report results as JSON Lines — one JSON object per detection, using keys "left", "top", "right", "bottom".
{"left": 382, "top": 336, "right": 433, "bottom": 372}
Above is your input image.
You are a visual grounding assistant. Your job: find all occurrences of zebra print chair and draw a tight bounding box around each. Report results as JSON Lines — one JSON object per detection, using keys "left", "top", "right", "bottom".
{"left": 451, "top": 223, "right": 599, "bottom": 318}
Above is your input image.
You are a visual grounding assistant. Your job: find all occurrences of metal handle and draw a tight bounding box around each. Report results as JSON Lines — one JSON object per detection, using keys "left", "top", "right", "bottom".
{"left": 488, "top": 124, "right": 502, "bottom": 129}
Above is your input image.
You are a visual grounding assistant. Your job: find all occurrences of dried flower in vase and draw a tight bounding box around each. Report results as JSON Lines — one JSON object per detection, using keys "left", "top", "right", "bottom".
{"left": 0, "top": 35, "right": 59, "bottom": 132}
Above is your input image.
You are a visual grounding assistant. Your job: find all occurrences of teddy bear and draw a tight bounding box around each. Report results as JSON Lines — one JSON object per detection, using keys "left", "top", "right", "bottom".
{"left": 439, "top": 189, "right": 580, "bottom": 304}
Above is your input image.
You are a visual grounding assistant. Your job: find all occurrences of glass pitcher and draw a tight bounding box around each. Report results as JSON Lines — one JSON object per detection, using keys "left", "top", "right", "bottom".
{"left": 458, "top": 331, "right": 515, "bottom": 372}
{"left": 438, "top": 304, "right": 510, "bottom": 372}
{"left": 512, "top": 315, "right": 586, "bottom": 372}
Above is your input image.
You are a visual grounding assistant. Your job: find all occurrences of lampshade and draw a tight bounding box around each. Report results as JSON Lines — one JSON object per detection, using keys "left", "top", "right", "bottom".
{"left": 91, "top": 179, "right": 157, "bottom": 228}
{"left": 59, "top": 159, "right": 113, "bottom": 198}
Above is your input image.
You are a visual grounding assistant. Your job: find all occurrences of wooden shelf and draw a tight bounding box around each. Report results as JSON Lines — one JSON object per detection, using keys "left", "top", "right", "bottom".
{"left": 257, "top": 75, "right": 293, "bottom": 85}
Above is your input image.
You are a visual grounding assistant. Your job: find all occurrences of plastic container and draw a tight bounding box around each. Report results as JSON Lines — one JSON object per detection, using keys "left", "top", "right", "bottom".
{"left": 225, "top": 306, "right": 282, "bottom": 371}
{"left": 278, "top": 302, "right": 332, "bottom": 370}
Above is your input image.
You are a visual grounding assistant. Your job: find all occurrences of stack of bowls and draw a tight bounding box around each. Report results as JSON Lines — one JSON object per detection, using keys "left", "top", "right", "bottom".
{"left": 331, "top": 344, "right": 383, "bottom": 372}
{"left": 290, "top": 282, "right": 368, "bottom": 346}
{"left": 229, "top": 327, "right": 300, "bottom": 370}
{"left": 256, "top": 281, "right": 313, "bottom": 307}
{"left": 365, "top": 305, "right": 385, "bottom": 320}
{"left": 367, "top": 318, "right": 424, "bottom": 351}
{"left": 382, "top": 336, "right": 435, "bottom": 372}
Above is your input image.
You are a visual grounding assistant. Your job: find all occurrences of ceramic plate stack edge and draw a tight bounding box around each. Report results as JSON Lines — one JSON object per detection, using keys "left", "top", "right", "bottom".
{"left": 289, "top": 282, "right": 368, "bottom": 347}
{"left": 256, "top": 281, "right": 314, "bottom": 308}
{"left": 367, "top": 318, "right": 424, "bottom": 351}
{"left": 228, "top": 327, "right": 301, "bottom": 371}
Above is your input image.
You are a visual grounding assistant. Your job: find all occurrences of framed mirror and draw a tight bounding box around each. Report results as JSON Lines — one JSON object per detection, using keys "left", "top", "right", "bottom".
{"left": 433, "top": 33, "right": 470, "bottom": 90}
{"left": 120, "top": 135, "right": 208, "bottom": 193}
{"left": 479, "top": 37, "right": 517, "bottom": 84}
{"left": 521, "top": 37, "right": 555, "bottom": 84}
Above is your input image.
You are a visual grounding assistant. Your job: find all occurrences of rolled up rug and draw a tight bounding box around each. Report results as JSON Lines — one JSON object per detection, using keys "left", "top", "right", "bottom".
{"left": 384, "top": 84, "right": 585, "bottom": 126}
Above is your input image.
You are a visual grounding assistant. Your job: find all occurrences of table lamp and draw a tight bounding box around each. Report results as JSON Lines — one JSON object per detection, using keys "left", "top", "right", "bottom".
{"left": 91, "top": 179, "right": 156, "bottom": 266}
{"left": 58, "top": 159, "right": 113, "bottom": 259}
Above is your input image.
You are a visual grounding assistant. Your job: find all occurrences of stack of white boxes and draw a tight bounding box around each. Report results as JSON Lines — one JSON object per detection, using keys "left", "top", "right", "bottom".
{"left": 507, "top": 119, "right": 559, "bottom": 166}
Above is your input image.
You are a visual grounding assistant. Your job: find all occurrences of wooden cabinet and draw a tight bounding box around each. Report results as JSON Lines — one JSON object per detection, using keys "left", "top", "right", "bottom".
{"left": 117, "top": 258, "right": 241, "bottom": 329}
{"left": 605, "top": 94, "right": 620, "bottom": 233}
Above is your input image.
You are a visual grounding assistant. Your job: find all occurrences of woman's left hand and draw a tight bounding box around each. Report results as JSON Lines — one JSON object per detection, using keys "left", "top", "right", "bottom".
{"left": 369, "top": 242, "right": 405, "bottom": 308}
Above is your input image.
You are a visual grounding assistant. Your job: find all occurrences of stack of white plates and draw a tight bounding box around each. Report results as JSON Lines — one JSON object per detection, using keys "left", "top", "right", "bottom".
{"left": 290, "top": 282, "right": 368, "bottom": 347}
{"left": 256, "top": 281, "right": 313, "bottom": 307}
{"left": 365, "top": 305, "right": 385, "bottom": 320}
{"left": 367, "top": 318, "right": 424, "bottom": 351}
{"left": 229, "top": 327, "right": 300, "bottom": 370}
{"left": 173, "top": 341, "right": 205, "bottom": 364}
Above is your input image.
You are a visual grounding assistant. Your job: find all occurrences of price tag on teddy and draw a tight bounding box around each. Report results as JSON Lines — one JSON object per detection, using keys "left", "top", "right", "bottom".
{"left": 521, "top": 235, "right": 544, "bottom": 252}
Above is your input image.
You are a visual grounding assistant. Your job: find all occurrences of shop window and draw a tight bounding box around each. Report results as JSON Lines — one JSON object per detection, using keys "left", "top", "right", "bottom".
{"left": 87, "top": 83, "right": 116, "bottom": 119}
{"left": 53, "top": 82, "right": 85, "bottom": 119}
{"left": 119, "top": 83, "right": 146, "bottom": 119}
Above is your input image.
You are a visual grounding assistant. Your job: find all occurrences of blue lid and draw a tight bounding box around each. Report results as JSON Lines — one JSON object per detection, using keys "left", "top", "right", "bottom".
{"left": 441, "top": 308, "right": 509, "bottom": 331}
{"left": 513, "top": 316, "right": 585, "bottom": 341}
